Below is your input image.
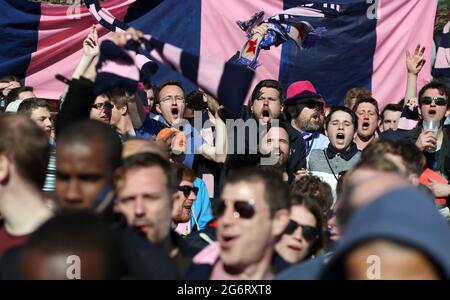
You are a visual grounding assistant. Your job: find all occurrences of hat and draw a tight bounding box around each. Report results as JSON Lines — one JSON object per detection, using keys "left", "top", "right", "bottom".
{"left": 5, "top": 99, "right": 23, "bottom": 113}
{"left": 284, "top": 80, "right": 326, "bottom": 106}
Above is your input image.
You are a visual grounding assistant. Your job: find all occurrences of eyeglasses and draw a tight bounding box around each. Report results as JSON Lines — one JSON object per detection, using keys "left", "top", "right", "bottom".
{"left": 160, "top": 96, "right": 185, "bottom": 103}
{"left": 284, "top": 219, "right": 319, "bottom": 242}
{"left": 92, "top": 102, "right": 114, "bottom": 110}
{"left": 217, "top": 199, "right": 256, "bottom": 219}
{"left": 420, "top": 96, "right": 447, "bottom": 106}
{"left": 178, "top": 185, "right": 198, "bottom": 197}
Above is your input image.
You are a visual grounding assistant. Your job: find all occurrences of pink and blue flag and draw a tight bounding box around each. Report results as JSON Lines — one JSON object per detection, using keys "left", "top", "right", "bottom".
{"left": 0, "top": 0, "right": 438, "bottom": 109}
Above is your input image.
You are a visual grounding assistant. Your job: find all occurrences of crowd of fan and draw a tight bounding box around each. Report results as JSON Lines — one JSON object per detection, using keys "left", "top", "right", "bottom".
{"left": 0, "top": 25, "right": 450, "bottom": 280}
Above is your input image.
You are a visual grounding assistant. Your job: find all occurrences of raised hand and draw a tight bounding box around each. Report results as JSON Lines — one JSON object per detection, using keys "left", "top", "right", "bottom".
{"left": 83, "top": 25, "right": 99, "bottom": 57}
{"left": 406, "top": 44, "right": 426, "bottom": 75}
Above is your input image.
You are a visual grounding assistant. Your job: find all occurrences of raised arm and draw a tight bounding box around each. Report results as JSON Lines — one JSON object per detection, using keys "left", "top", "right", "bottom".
{"left": 404, "top": 44, "right": 426, "bottom": 105}
{"left": 201, "top": 106, "right": 228, "bottom": 163}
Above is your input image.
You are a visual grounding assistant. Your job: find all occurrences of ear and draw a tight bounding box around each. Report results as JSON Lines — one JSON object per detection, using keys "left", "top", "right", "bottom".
{"left": 280, "top": 104, "right": 284, "bottom": 113}
{"left": 120, "top": 105, "right": 128, "bottom": 116}
{"left": 202, "top": 93, "right": 208, "bottom": 103}
{"left": 249, "top": 100, "right": 254, "bottom": 113}
{"left": 271, "top": 208, "right": 290, "bottom": 237}
{"left": 156, "top": 103, "right": 162, "bottom": 114}
{"left": 0, "top": 155, "right": 11, "bottom": 185}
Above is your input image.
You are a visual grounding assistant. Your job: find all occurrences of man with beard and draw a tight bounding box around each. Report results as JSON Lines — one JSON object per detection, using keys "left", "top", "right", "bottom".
{"left": 353, "top": 96, "right": 380, "bottom": 150}
{"left": 259, "top": 123, "right": 291, "bottom": 181}
{"left": 283, "top": 81, "right": 329, "bottom": 178}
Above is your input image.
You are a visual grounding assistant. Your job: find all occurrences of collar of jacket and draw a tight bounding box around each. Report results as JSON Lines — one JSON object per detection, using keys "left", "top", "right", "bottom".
{"left": 326, "top": 142, "right": 359, "bottom": 161}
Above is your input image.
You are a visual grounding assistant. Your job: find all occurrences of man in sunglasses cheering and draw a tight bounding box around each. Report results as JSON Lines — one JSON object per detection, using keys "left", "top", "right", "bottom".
{"left": 186, "top": 167, "right": 290, "bottom": 279}
{"left": 406, "top": 81, "right": 450, "bottom": 207}
{"left": 283, "top": 81, "right": 329, "bottom": 179}
{"left": 412, "top": 81, "right": 449, "bottom": 157}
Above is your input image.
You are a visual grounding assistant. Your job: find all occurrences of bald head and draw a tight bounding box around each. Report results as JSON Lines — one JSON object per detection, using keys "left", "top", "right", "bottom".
{"left": 122, "top": 139, "right": 169, "bottom": 160}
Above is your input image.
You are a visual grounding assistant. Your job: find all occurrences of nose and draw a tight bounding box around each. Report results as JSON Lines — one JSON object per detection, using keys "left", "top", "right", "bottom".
{"left": 220, "top": 201, "right": 236, "bottom": 226}
{"left": 189, "top": 191, "right": 197, "bottom": 202}
{"left": 134, "top": 198, "right": 145, "bottom": 217}
{"left": 338, "top": 122, "right": 344, "bottom": 130}
{"left": 44, "top": 118, "right": 52, "bottom": 128}
{"left": 64, "top": 178, "right": 83, "bottom": 204}
{"left": 292, "top": 226, "right": 304, "bottom": 242}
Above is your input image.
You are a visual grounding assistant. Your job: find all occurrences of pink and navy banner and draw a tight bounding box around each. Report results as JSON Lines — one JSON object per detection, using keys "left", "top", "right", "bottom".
{"left": 0, "top": 0, "right": 437, "bottom": 108}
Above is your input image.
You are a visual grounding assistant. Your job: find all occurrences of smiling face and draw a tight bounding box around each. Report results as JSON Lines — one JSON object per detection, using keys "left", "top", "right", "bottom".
{"left": 218, "top": 181, "right": 274, "bottom": 271}
{"left": 326, "top": 110, "right": 355, "bottom": 151}
{"left": 260, "top": 126, "right": 290, "bottom": 166}
{"left": 250, "top": 87, "right": 282, "bottom": 124}
{"left": 355, "top": 102, "right": 379, "bottom": 139}
{"left": 419, "top": 88, "right": 448, "bottom": 123}
{"left": 275, "top": 204, "right": 317, "bottom": 264}
{"left": 156, "top": 85, "right": 186, "bottom": 126}
{"left": 115, "top": 166, "right": 172, "bottom": 244}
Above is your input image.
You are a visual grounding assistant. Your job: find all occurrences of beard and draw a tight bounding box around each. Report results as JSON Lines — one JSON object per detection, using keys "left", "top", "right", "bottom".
{"left": 299, "top": 119, "right": 322, "bottom": 132}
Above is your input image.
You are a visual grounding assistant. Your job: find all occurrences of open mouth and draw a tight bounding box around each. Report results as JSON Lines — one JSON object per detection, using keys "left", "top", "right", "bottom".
{"left": 219, "top": 234, "right": 239, "bottom": 249}
{"left": 311, "top": 113, "right": 320, "bottom": 121}
{"left": 171, "top": 107, "right": 179, "bottom": 119}
{"left": 429, "top": 109, "right": 437, "bottom": 116}
{"left": 336, "top": 132, "right": 345, "bottom": 144}
{"left": 362, "top": 121, "right": 370, "bottom": 130}
{"left": 262, "top": 109, "right": 270, "bottom": 122}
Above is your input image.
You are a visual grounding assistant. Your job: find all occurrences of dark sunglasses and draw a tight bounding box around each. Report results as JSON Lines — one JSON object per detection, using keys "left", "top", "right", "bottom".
{"left": 178, "top": 185, "right": 198, "bottom": 197}
{"left": 92, "top": 102, "right": 114, "bottom": 110}
{"left": 284, "top": 219, "right": 319, "bottom": 242}
{"left": 217, "top": 199, "right": 256, "bottom": 219}
{"left": 303, "top": 101, "right": 324, "bottom": 111}
{"left": 420, "top": 96, "right": 447, "bottom": 106}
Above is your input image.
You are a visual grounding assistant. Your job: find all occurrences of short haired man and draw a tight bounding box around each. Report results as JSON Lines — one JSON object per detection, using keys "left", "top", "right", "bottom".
{"left": 353, "top": 96, "right": 380, "bottom": 150}
{"left": 18, "top": 98, "right": 55, "bottom": 192}
{"left": 107, "top": 89, "right": 137, "bottom": 137}
{"left": 17, "top": 98, "right": 52, "bottom": 137}
{"left": 0, "top": 115, "right": 52, "bottom": 256}
{"left": 186, "top": 167, "right": 290, "bottom": 279}
{"left": 248, "top": 79, "right": 284, "bottom": 125}
{"left": 55, "top": 120, "right": 122, "bottom": 211}
{"left": 5, "top": 86, "right": 35, "bottom": 113}
{"left": 114, "top": 152, "right": 200, "bottom": 274}
{"left": 380, "top": 103, "right": 402, "bottom": 132}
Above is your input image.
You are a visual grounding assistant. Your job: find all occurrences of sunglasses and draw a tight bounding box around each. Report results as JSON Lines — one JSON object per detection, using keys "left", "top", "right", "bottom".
{"left": 420, "top": 96, "right": 447, "bottom": 106}
{"left": 92, "top": 102, "right": 114, "bottom": 110}
{"left": 178, "top": 185, "right": 198, "bottom": 197}
{"left": 303, "top": 101, "right": 324, "bottom": 111}
{"left": 284, "top": 219, "right": 319, "bottom": 242}
{"left": 217, "top": 199, "right": 256, "bottom": 219}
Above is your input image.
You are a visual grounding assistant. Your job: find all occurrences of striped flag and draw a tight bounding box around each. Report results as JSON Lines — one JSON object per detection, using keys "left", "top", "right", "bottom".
{"left": 0, "top": 0, "right": 438, "bottom": 110}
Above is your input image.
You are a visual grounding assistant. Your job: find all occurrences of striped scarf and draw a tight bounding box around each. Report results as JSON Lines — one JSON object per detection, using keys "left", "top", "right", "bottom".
{"left": 87, "top": 0, "right": 254, "bottom": 116}
{"left": 234, "top": 2, "right": 340, "bottom": 69}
